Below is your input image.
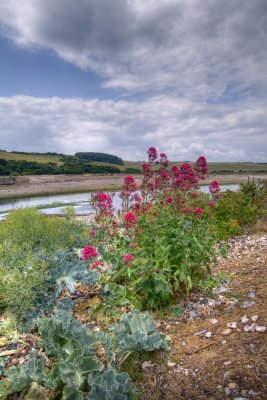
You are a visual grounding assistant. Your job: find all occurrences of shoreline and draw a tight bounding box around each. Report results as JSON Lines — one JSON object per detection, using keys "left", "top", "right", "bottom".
{"left": 0, "top": 173, "right": 266, "bottom": 201}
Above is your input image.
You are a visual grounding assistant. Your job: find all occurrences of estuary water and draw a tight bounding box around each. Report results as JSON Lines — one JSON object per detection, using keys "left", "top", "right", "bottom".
{"left": 0, "top": 184, "right": 239, "bottom": 220}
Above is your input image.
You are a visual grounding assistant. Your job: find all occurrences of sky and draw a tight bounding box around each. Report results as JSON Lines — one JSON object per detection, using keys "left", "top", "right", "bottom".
{"left": 0, "top": 0, "right": 266, "bottom": 162}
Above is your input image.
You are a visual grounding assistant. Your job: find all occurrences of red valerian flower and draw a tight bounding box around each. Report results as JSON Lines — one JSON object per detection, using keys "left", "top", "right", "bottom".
{"left": 90, "top": 260, "right": 102, "bottom": 268}
{"left": 159, "top": 152, "right": 169, "bottom": 166}
{"left": 166, "top": 197, "right": 173, "bottom": 203}
{"left": 142, "top": 163, "right": 152, "bottom": 175}
{"left": 148, "top": 146, "right": 158, "bottom": 161}
{"left": 161, "top": 169, "right": 170, "bottom": 181}
{"left": 209, "top": 180, "right": 220, "bottom": 194}
{"left": 133, "top": 193, "right": 142, "bottom": 202}
{"left": 194, "top": 156, "right": 208, "bottom": 177}
{"left": 123, "top": 253, "right": 135, "bottom": 262}
{"left": 123, "top": 175, "right": 137, "bottom": 192}
{"left": 82, "top": 245, "right": 99, "bottom": 260}
{"left": 194, "top": 207, "right": 204, "bottom": 216}
{"left": 124, "top": 211, "right": 138, "bottom": 225}
{"left": 181, "top": 208, "right": 192, "bottom": 214}
{"left": 89, "top": 229, "right": 95, "bottom": 237}
{"left": 112, "top": 220, "right": 118, "bottom": 227}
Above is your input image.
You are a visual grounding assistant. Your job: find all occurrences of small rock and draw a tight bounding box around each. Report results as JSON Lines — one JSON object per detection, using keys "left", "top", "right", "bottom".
{"left": 210, "top": 318, "right": 219, "bottom": 325}
{"left": 166, "top": 324, "right": 171, "bottom": 330}
{"left": 224, "top": 361, "right": 232, "bottom": 366}
{"left": 224, "top": 387, "right": 231, "bottom": 396}
{"left": 205, "top": 331, "right": 212, "bottom": 338}
{"left": 241, "top": 315, "right": 249, "bottom": 324}
{"left": 244, "top": 323, "right": 256, "bottom": 333}
{"left": 228, "top": 382, "right": 238, "bottom": 390}
{"left": 208, "top": 299, "right": 216, "bottom": 307}
{"left": 142, "top": 361, "right": 153, "bottom": 369}
{"left": 247, "top": 292, "right": 256, "bottom": 299}
{"left": 200, "top": 298, "right": 209, "bottom": 305}
{"left": 255, "top": 325, "right": 266, "bottom": 333}
{"left": 167, "top": 362, "right": 177, "bottom": 368}
{"left": 189, "top": 311, "right": 198, "bottom": 318}
{"left": 251, "top": 315, "right": 259, "bottom": 322}
{"left": 93, "top": 326, "right": 100, "bottom": 332}
{"left": 227, "top": 322, "right": 237, "bottom": 329}
{"left": 224, "top": 371, "right": 230, "bottom": 379}
{"left": 222, "top": 339, "right": 227, "bottom": 344}
{"left": 222, "top": 328, "right": 233, "bottom": 336}
{"left": 240, "top": 301, "right": 256, "bottom": 309}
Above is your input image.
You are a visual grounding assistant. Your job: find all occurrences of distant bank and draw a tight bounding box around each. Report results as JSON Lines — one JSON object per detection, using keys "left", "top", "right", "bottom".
{"left": 0, "top": 173, "right": 266, "bottom": 200}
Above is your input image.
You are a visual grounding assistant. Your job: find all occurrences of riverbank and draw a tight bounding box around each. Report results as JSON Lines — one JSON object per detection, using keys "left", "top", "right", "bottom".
{"left": 0, "top": 173, "right": 266, "bottom": 200}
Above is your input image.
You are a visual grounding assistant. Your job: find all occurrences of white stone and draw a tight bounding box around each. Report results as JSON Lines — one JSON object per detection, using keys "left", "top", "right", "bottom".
{"left": 255, "top": 326, "right": 266, "bottom": 333}
{"left": 244, "top": 323, "right": 256, "bottom": 333}
{"left": 222, "top": 328, "right": 232, "bottom": 336}
{"left": 227, "top": 322, "right": 238, "bottom": 329}
{"left": 205, "top": 331, "right": 213, "bottom": 338}
{"left": 210, "top": 318, "right": 219, "bottom": 325}
{"left": 241, "top": 316, "right": 249, "bottom": 324}
{"left": 251, "top": 315, "right": 259, "bottom": 322}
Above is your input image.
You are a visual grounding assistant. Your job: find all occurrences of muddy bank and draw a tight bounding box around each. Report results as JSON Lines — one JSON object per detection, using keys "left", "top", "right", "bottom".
{"left": 0, "top": 173, "right": 266, "bottom": 200}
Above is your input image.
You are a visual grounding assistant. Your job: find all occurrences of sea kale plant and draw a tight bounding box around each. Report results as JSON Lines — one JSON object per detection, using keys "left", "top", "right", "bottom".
{"left": 85, "top": 147, "right": 221, "bottom": 307}
{"left": 2, "top": 310, "right": 168, "bottom": 399}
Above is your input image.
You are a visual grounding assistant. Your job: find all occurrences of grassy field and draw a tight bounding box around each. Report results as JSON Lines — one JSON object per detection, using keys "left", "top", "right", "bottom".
{"left": 0, "top": 151, "right": 266, "bottom": 173}
{"left": 0, "top": 151, "right": 64, "bottom": 165}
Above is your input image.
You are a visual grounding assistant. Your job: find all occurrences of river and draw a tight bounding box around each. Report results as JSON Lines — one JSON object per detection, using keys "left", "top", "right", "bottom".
{"left": 0, "top": 184, "right": 239, "bottom": 220}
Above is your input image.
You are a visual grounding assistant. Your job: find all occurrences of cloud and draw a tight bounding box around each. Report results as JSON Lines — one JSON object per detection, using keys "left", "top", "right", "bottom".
{"left": 0, "top": 0, "right": 267, "bottom": 100}
{"left": 0, "top": 95, "right": 266, "bottom": 161}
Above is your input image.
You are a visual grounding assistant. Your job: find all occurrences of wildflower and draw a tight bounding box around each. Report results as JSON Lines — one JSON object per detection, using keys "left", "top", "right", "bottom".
{"left": 123, "top": 175, "right": 137, "bottom": 192}
{"left": 161, "top": 169, "right": 170, "bottom": 181}
{"left": 209, "top": 180, "right": 220, "bottom": 194}
{"left": 82, "top": 245, "right": 98, "bottom": 260}
{"left": 190, "top": 192, "right": 199, "bottom": 199}
{"left": 148, "top": 146, "right": 158, "bottom": 161}
{"left": 166, "top": 197, "right": 173, "bottom": 203}
{"left": 194, "top": 207, "right": 204, "bottom": 216}
{"left": 159, "top": 152, "right": 169, "bottom": 166}
{"left": 124, "top": 211, "right": 138, "bottom": 225}
{"left": 89, "top": 229, "right": 95, "bottom": 237}
{"left": 181, "top": 208, "right": 192, "bottom": 214}
{"left": 130, "top": 243, "right": 137, "bottom": 249}
{"left": 133, "top": 193, "right": 142, "bottom": 202}
{"left": 142, "top": 163, "right": 152, "bottom": 175}
{"left": 112, "top": 220, "right": 118, "bottom": 227}
{"left": 123, "top": 253, "right": 135, "bottom": 262}
{"left": 90, "top": 260, "right": 102, "bottom": 268}
{"left": 194, "top": 156, "right": 208, "bottom": 177}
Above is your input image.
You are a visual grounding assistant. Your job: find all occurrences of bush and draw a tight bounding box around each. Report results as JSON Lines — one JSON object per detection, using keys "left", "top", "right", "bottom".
{"left": 0, "top": 208, "right": 87, "bottom": 319}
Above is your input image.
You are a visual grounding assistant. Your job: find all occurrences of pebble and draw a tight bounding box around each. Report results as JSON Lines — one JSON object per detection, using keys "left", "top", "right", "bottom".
{"left": 142, "top": 361, "right": 153, "bottom": 369}
{"left": 222, "top": 328, "right": 233, "bottom": 336}
{"left": 224, "top": 361, "right": 232, "bottom": 366}
{"left": 227, "top": 322, "right": 237, "bottom": 329}
{"left": 167, "top": 362, "right": 177, "bottom": 368}
{"left": 240, "top": 301, "right": 256, "bottom": 309}
{"left": 255, "top": 325, "right": 266, "bottom": 333}
{"left": 205, "top": 331, "right": 212, "bottom": 338}
{"left": 247, "top": 292, "right": 256, "bottom": 299}
{"left": 224, "top": 387, "right": 231, "bottom": 396}
{"left": 241, "top": 315, "right": 249, "bottom": 324}
{"left": 244, "top": 323, "right": 256, "bottom": 333}
{"left": 228, "top": 382, "right": 238, "bottom": 390}
{"left": 251, "top": 315, "right": 259, "bottom": 322}
{"left": 210, "top": 318, "right": 219, "bottom": 325}
{"left": 222, "top": 340, "right": 227, "bottom": 344}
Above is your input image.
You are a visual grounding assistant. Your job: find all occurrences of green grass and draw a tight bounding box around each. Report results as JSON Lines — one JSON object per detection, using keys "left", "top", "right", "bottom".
{"left": 1, "top": 150, "right": 266, "bottom": 173}
{"left": 0, "top": 151, "right": 64, "bottom": 165}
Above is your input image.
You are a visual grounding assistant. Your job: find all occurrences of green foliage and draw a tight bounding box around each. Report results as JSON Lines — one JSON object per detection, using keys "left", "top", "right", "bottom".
{"left": 213, "top": 181, "right": 267, "bottom": 239}
{"left": 17, "top": 251, "right": 99, "bottom": 331}
{"left": 2, "top": 310, "right": 167, "bottom": 399}
{"left": 87, "top": 368, "right": 134, "bottom": 400}
{"left": 0, "top": 208, "right": 91, "bottom": 325}
{"left": 75, "top": 152, "right": 124, "bottom": 165}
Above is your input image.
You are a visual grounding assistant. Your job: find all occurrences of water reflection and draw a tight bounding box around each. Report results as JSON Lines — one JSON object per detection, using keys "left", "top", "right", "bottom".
{"left": 0, "top": 184, "right": 239, "bottom": 220}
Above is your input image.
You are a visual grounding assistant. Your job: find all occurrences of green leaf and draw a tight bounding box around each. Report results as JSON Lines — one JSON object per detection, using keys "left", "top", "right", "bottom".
{"left": 25, "top": 382, "right": 49, "bottom": 400}
{"left": 87, "top": 368, "right": 134, "bottom": 400}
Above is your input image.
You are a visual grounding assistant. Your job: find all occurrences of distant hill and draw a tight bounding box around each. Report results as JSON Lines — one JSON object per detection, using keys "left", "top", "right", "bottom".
{"left": 0, "top": 150, "right": 266, "bottom": 176}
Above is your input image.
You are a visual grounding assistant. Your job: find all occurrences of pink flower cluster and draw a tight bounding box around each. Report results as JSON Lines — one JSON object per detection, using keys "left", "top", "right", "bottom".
{"left": 123, "top": 253, "right": 135, "bottom": 267}
{"left": 124, "top": 211, "right": 138, "bottom": 227}
{"left": 82, "top": 245, "right": 98, "bottom": 260}
{"left": 148, "top": 146, "right": 158, "bottom": 161}
{"left": 209, "top": 180, "right": 220, "bottom": 194}
{"left": 194, "top": 156, "right": 208, "bottom": 178}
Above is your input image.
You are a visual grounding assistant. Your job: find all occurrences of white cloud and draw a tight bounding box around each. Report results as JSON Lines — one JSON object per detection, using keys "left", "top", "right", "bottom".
{"left": 0, "top": 0, "right": 267, "bottom": 100}
{"left": 0, "top": 95, "right": 266, "bottom": 161}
